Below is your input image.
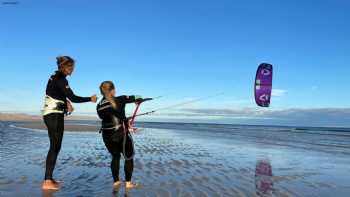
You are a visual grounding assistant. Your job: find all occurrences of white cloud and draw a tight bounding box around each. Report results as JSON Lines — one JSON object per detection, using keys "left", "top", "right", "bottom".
{"left": 271, "top": 89, "right": 287, "bottom": 97}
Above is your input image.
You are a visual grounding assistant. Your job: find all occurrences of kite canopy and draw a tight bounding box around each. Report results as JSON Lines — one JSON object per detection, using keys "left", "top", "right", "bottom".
{"left": 255, "top": 63, "right": 273, "bottom": 107}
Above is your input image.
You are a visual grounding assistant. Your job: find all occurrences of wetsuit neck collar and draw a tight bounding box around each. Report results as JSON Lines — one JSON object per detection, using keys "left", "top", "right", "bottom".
{"left": 55, "top": 70, "right": 67, "bottom": 78}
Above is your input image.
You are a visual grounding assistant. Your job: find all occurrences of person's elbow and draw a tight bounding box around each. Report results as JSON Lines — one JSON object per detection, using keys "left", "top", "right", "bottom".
{"left": 67, "top": 94, "right": 82, "bottom": 103}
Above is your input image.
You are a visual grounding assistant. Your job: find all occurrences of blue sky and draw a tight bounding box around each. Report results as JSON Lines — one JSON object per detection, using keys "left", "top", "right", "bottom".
{"left": 1, "top": 0, "right": 350, "bottom": 126}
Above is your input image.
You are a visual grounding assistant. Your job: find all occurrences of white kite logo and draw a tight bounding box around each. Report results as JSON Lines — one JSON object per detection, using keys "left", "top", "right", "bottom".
{"left": 261, "top": 69, "right": 271, "bottom": 76}
{"left": 259, "top": 94, "right": 269, "bottom": 101}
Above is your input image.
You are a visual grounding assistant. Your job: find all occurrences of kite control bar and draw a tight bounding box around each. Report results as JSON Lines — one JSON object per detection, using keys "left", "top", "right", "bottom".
{"left": 128, "top": 98, "right": 153, "bottom": 130}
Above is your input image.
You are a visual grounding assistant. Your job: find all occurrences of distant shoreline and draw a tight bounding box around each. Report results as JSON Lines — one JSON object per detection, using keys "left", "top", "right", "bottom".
{"left": 1, "top": 112, "right": 350, "bottom": 132}
{"left": 0, "top": 112, "right": 98, "bottom": 121}
{"left": 0, "top": 112, "right": 99, "bottom": 132}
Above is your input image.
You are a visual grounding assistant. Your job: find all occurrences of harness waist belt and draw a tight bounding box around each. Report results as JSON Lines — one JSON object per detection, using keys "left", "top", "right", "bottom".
{"left": 42, "top": 95, "right": 65, "bottom": 116}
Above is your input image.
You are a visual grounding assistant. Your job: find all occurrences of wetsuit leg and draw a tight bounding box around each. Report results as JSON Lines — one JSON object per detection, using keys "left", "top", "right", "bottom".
{"left": 124, "top": 134, "right": 134, "bottom": 182}
{"left": 43, "top": 113, "right": 64, "bottom": 180}
{"left": 111, "top": 153, "right": 121, "bottom": 182}
{"left": 124, "top": 160, "right": 133, "bottom": 181}
{"left": 103, "top": 130, "right": 135, "bottom": 182}
{"left": 103, "top": 130, "right": 123, "bottom": 182}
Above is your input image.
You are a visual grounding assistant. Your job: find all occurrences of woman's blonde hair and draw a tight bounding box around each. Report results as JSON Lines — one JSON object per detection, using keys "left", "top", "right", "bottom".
{"left": 99, "top": 81, "right": 117, "bottom": 109}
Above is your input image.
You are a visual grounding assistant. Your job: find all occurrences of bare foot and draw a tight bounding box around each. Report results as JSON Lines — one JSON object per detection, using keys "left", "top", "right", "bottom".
{"left": 52, "top": 179, "right": 63, "bottom": 186}
{"left": 42, "top": 180, "right": 60, "bottom": 190}
{"left": 125, "top": 181, "right": 140, "bottom": 189}
{"left": 113, "top": 181, "right": 121, "bottom": 190}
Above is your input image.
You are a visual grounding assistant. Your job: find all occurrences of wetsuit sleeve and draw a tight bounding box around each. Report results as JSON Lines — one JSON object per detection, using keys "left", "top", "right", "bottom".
{"left": 118, "top": 95, "right": 142, "bottom": 104}
{"left": 58, "top": 79, "right": 91, "bottom": 103}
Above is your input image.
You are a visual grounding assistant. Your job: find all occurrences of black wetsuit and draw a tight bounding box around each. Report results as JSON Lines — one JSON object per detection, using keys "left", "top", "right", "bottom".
{"left": 44, "top": 71, "right": 91, "bottom": 180}
{"left": 96, "top": 96, "right": 139, "bottom": 182}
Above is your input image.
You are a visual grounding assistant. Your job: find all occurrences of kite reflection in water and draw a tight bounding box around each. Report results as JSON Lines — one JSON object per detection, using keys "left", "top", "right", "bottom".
{"left": 255, "top": 158, "right": 274, "bottom": 196}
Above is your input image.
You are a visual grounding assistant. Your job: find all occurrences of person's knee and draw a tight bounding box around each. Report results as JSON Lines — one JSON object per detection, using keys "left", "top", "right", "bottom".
{"left": 55, "top": 144, "right": 62, "bottom": 154}
{"left": 125, "top": 159, "right": 134, "bottom": 167}
{"left": 112, "top": 153, "right": 121, "bottom": 160}
{"left": 49, "top": 141, "right": 62, "bottom": 155}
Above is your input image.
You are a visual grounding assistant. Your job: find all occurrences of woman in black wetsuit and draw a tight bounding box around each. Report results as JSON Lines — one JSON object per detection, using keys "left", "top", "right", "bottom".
{"left": 42, "top": 56, "right": 97, "bottom": 190}
{"left": 96, "top": 81, "right": 142, "bottom": 190}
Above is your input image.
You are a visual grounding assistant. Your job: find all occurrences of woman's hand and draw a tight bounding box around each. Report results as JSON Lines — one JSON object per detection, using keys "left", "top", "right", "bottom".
{"left": 129, "top": 127, "right": 139, "bottom": 134}
{"left": 90, "top": 95, "right": 97, "bottom": 103}
{"left": 66, "top": 100, "right": 74, "bottom": 113}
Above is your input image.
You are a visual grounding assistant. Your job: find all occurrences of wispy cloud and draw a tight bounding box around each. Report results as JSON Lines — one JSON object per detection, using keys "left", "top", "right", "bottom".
{"left": 180, "top": 107, "right": 350, "bottom": 118}
{"left": 271, "top": 89, "right": 287, "bottom": 97}
{"left": 147, "top": 107, "right": 350, "bottom": 127}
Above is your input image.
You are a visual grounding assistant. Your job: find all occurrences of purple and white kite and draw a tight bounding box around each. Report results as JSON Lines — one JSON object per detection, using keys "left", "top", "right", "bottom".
{"left": 255, "top": 63, "right": 273, "bottom": 107}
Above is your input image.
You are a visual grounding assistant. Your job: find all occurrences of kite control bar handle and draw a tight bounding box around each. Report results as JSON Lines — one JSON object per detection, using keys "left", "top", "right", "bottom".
{"left": 135, "top": 97, "right": 153, "bottom": 103}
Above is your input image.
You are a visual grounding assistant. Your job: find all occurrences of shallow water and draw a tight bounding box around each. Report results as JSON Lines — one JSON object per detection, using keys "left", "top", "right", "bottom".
{"left": 1, "top": 121, "right": 350, "bottom": 197}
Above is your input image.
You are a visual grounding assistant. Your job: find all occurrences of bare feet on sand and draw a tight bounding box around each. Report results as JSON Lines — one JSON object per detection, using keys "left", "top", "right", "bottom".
{"left": 42, "top": 180, "right": 61, "bottom": 190}
{"left": 113, "top": 181, "right": 121, "bottom": 190}
{"left": 52, "top": 180, "right": 63, "bottom": 185}
{"left": 125, "top": 181, "right": 140, "bottom": 189}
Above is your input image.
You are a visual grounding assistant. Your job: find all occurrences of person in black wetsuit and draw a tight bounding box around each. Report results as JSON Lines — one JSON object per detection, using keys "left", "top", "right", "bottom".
{"left": 41, "top": 56, "right": 97, "bottom": 190}
{"left": 97, "top": 81, "right": 142, "bottom": 190}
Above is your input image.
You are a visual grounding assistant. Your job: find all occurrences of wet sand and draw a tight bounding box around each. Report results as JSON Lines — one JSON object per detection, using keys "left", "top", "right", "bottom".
{"left": 13, "top": 121, "right": 100, "bottom": 132}
{"left": 1, "top": 121, "right": 350, "bottom": 196}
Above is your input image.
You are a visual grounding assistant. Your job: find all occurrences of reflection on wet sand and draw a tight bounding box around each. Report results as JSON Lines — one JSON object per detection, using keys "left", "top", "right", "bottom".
{"left": 255, "top": 158, "right": 273, "bottom": 196}
{"left": 112, "top": 188, "right": 121, "bottom": 197}
{"left": 42, "top": 189, "right": 57, "bottom": 197}
{"left": 112, "top": 185, "right": 135, "bottom": 197}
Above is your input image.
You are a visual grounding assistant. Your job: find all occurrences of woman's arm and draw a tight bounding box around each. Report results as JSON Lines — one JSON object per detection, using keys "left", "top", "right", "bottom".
{"left": 118, "top": 95, "right": 143, "bottom": 104}
{"left": 58, "top": 78, "right": 92, "bottom": 103}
